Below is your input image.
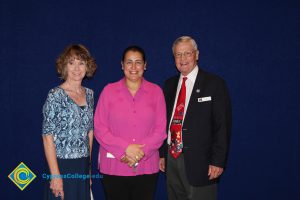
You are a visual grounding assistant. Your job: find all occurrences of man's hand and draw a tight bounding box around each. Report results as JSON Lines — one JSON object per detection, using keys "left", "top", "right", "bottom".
{"left": 159, "top": 158, "right": 165, "bottom": 172}
{"left": 208, "top": 165, "right": 223, "bottom": 180}
{"left": 50, "top": 178, "right": 64, "bottom": 200}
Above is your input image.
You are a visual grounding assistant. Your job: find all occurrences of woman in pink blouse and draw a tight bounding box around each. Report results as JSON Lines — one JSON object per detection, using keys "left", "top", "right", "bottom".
{"left": 94, "top": 45, "right": 166, "bottom": 200}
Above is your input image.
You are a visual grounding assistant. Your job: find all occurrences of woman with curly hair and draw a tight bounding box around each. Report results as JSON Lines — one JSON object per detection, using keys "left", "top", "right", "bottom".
{"left": 42, "top": 44, "right": 96, "bottom": 200}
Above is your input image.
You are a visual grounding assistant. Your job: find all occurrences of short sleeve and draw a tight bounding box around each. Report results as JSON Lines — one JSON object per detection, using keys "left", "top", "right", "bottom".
{"left": 42, "top": 90, "right": 59, "bottom": 135}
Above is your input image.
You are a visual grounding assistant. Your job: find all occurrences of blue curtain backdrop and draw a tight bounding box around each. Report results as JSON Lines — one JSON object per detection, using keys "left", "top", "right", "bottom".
{"left": 1, "top": 0, "right": 299, "bottom": 199}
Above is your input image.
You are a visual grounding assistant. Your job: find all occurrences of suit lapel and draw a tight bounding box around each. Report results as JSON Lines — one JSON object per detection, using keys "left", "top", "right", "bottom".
{"left": 167, "top": 76, "right": 180, "bottom": 124}
{"left": 183, "top": 69, "right": 205, "bottom": 126}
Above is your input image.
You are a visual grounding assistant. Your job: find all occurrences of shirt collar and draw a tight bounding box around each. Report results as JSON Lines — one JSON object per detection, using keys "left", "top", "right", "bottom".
{"left": 179, "top": 65, "right": 199, "bottom": 83}
{"left": 120, "top": 77, "right": 148, "bottom": 93}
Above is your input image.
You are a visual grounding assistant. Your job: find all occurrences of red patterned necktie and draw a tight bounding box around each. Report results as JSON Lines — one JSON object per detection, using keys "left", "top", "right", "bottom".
{"left": 169, "top": 77, "right": 187, "bottom": 158}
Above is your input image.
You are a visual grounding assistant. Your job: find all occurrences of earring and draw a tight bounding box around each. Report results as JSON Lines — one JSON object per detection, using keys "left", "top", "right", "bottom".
{"left": 144, "top": 68, "right": 147, "bottom": 70}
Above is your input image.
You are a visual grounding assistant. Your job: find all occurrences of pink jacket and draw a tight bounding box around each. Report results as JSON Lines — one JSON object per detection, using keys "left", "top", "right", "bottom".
{"left": 94, "top": 78, "right": 166, "bottom": 176}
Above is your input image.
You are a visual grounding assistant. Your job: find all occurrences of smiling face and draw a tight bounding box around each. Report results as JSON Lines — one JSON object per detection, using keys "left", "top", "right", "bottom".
{"left": 122, "top": 50, "right": 146, "bottom": 83}
{"left": 174, "top": 40, "right": 199, "bottom": 76}
{"left": 65, "top": 56, "right": 87, "bottom": 82}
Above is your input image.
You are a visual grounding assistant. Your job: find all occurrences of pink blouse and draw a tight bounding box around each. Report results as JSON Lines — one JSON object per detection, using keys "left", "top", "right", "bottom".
{"left": 94, "top": 78, "right": 166, "bottom": 176}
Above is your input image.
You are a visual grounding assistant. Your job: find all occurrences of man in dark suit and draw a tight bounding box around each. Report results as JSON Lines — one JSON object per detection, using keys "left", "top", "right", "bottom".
{"left": 159, "top": 36, "right": 231, "bottom": 200}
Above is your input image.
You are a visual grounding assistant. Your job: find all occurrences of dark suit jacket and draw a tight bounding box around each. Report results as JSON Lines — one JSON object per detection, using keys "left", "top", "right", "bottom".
{"left": 162, "top": 68, "right": 232, "bottom": 187}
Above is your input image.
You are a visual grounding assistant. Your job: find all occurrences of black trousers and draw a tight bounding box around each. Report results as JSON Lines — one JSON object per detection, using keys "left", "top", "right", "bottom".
{"left": 43, "top": 157, "right": 91, "bottom": 200}
{"left": 167, "top": 153, "right": 217, "bottom": 200}
{"left": 102, "top": 173, "right": 158, "bottom": 200}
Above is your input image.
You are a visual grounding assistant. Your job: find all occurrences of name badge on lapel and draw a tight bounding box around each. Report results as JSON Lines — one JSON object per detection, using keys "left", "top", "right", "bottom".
{"left": 198, "top": 96, "right": 212, "bottom": 102}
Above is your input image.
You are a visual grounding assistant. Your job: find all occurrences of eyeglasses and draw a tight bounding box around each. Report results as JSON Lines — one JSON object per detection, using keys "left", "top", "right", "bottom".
{"left": 174, "top": 50, "right": 195, "bottom": 58}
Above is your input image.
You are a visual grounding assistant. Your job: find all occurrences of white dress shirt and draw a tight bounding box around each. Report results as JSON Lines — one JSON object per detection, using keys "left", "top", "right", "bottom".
{"left": 167, "top": 66, "right": 199, "bottom": 144}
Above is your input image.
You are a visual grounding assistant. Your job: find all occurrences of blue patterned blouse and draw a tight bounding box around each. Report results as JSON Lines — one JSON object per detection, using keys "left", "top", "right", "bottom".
{"left": 42, "top": 87, "right": 94, "bottom": 159}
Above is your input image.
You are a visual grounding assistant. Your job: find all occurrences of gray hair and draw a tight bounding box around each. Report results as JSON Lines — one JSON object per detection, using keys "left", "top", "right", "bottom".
{"left": 172, "top": 36, "right": 198, "bottom": 54}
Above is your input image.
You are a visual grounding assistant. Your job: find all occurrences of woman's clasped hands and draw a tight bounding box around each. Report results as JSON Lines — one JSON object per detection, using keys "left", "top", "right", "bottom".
{"left": 121, "top": 144, "right": 145, "bottom": 168}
